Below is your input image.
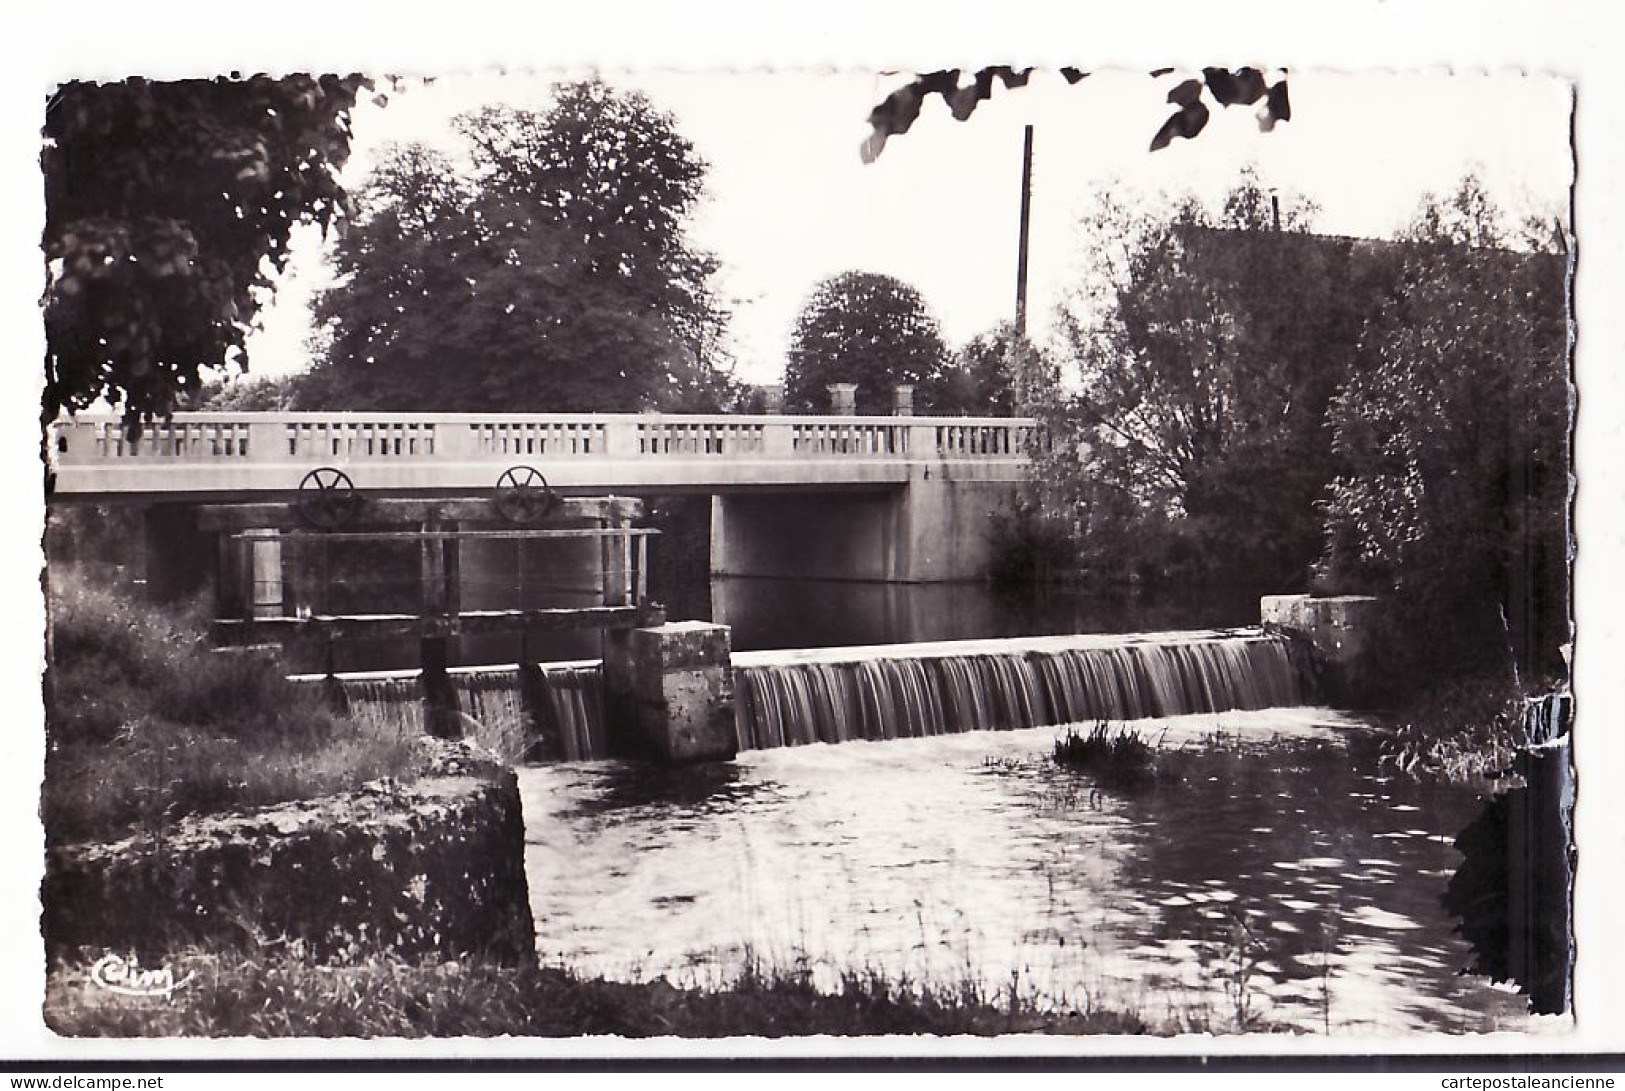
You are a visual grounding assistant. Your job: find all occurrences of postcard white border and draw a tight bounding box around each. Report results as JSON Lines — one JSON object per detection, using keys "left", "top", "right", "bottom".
{"left": 1, "top": 0, "right": 1617, "bottom": 1063}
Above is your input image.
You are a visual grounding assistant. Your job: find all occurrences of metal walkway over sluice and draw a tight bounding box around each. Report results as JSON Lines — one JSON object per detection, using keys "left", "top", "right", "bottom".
{"left": 49, "top": 411, "right": 1039, "bottom": 499}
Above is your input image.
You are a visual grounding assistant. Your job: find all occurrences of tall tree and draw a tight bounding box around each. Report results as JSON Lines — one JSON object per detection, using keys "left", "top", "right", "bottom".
{"left": 783, "top": 271, "right": 950, "bottom": 414}
{"left": 1318, "top": 178, "right": 1570, "bottom": 678}
{"left": 43, "top": 75, "right": 371, "bottom": 429}
{"left": 933, "top": 321, "right": 1060, "bottom": 416}
{"left": 1052, "top": 171, "right": 1379, "bottom": 587}
{"left": 306, "top": 80, "right": 732, "bottom": 413}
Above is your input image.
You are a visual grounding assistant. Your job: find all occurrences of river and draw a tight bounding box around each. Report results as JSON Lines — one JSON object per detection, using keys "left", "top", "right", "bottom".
{"left": 517, "top": 708, "right": 1545, "bottom": 1036}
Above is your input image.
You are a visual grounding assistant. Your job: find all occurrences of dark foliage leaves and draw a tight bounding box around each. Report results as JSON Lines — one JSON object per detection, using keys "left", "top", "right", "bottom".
{"left": 783, "top": 271, "right": 951, "bottom": 415}
{"left": 43, "top": 75, "right": 371, "bottom": 430}
{"left": 862, "top": 66, "right": 1289, "bottom": 162}
{"left": 1148, "top": 100, "right": 1210, "bottom": 152}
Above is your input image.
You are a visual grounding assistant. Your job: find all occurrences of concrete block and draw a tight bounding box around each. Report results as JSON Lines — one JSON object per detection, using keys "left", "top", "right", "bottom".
{"left": 603, "top": 622, "right": 737, "bottom": 764}
{"left": 1261, "top": 594, "right": 1383, "bottom": 705}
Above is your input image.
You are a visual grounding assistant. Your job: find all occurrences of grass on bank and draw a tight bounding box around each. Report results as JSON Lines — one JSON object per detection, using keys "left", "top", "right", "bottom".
{"left": 1376, "top": 672, "right": 1548, "bottom": 784}
{"left": 44, "top": 571, "right": 422, "bottom": 846}
{"left": 44, "top": 944, "right": 1182, "bottom": 1038}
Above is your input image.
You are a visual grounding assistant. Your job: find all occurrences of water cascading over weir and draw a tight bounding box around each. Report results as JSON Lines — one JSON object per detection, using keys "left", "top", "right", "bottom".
{"left": 732, "top": 630, "right": 1309, "bottom": 750}
{"left": 315, "top": 662, "right": 607, "bottom": 762}
{"left": 305, "top": 628, "right": 1311, "bottom": 761}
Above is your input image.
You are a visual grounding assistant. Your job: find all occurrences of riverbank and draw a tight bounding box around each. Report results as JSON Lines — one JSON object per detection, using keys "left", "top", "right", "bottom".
{"left": 43, "top": 571, "right": 423, "bottom": 846}
{"left": 1374, "top": 671, "right": 1560, "bottom": 785}
{"left": 44, "top": 946, "right": 1196, "bottom": 1037}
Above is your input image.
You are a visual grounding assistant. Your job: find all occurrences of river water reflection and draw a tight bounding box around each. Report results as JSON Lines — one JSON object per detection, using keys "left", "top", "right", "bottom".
{"left": 518, "top": 708, "right": 1544, "bottom": 1035}
{"left": 705, "top": 577, "right": 1261, "bottom": 651}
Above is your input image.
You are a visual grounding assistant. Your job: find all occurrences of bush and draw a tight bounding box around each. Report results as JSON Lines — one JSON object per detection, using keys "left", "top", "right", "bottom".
{"left": 988, "top": 495, "right": 1076, "bottom": 589}
{"left": 1314, "top": 202, "right": 1568, "bottom": 683}
{"left": 46, "top": 575, "right": 333, "bottom": 747}
{"left": 43, "top": 571, "right": 420, "bottom": 844}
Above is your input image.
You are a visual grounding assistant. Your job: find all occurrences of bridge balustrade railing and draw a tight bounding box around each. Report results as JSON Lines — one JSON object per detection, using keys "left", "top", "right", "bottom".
{"left": 637, "top": 419, "right": 768, "bottom": 456}
{"left": 468, "top": 420, "right": 606, "bottom": 458}
{"left": 286, "top": 419, "right": 439, "bottom": 459}
{"left": 74, "top": 418, "right": 255, "bottom": 460}
{"left": 791, "top": 421, "right": 906, "bottom": 456}
{"left": 52, "top": 412, "right": 1040, "bottom": 468}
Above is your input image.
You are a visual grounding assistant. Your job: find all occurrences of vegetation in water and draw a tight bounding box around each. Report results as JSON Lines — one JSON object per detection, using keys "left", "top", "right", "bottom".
{"left": 1052, "top": 722, "right": 1162, "bottom": 790}
{"left": 43, "top": 570, "right": 421, "bottom": 845}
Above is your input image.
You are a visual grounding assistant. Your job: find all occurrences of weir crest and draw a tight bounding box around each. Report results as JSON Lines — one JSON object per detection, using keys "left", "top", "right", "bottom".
{"left": 300, "top": 628, "right": 1311, "bottom": 761}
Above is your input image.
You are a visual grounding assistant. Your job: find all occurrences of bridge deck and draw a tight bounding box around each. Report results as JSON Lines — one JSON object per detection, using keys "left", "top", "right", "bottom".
{"left": 48, "top": 411, "right": 1037, "bottom": 498}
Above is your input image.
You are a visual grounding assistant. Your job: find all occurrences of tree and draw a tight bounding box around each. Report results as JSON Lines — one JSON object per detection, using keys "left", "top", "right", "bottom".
{"left": 43, "top": 75, "right": 372, "bottom": 429}
{"left": 783, "top": 271, "right": 950, "bottom": 414}
{"left": 1050, "top": 171, "right": 1376, "bottom": 587}
{"left": 305, "top": 80, "right": 733, "bottom": 413}
{"left": 188, "top": 373, "right": 310, "bottom": 411}
{"left": 931, "top": 321, "right": 1060, "bottom": 416}
{"left": 1317, "top": 178, "right": 1570, "bottom": 679}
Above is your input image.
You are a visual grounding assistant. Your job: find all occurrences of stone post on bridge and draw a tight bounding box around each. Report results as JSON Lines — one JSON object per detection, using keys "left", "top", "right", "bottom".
{"left": 826, "top": 383, "right": 858, "bottom": 416}
{"left": 602, "top": 621, "right": 737, "bottom": 764}
{"left": 892, "top": 384, "right": 915, "bottom": 417}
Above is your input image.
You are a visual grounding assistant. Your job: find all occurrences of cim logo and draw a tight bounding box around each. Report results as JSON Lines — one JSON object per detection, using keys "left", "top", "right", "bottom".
{"left": 89, "top": 953, "right": 194, "bottom": 998}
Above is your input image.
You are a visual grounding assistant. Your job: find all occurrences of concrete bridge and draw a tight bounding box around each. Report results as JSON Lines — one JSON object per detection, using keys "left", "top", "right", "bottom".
{"left": 50, "top": 411, "right": 1039, "bottom": 583}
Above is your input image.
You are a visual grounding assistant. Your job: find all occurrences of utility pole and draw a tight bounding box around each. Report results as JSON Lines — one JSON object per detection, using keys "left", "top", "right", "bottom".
{"left": 1015, "top": 124, "right": 1034, "bottom": 338}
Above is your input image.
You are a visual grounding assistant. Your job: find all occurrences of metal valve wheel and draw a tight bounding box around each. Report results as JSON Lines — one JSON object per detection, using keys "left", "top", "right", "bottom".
{"left": 493, "top": 464, "right": 558, "bottom": 523}
{"left": 296, "top": 467, "right": 362, "bottom": 529}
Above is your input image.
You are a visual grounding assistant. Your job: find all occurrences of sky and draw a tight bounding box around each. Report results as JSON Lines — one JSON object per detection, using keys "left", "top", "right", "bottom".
{"left": 241, "top": 67, "right": 1574, "bottom": 387}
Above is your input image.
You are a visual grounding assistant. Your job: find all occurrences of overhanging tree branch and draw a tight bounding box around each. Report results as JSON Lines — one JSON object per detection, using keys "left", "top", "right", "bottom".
{"left": 861, "top": 66, "right": 1290, "bottom": 162}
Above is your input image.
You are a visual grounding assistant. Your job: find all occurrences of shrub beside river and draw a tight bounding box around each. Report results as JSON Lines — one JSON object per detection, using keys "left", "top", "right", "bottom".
{"left": 44, "top": 571, "right": 421, "bottom": 846}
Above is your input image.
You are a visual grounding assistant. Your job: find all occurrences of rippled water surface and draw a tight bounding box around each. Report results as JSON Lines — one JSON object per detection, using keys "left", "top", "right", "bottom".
{"left": 518, "top": 708, "right": 1545, "bottom": 1035}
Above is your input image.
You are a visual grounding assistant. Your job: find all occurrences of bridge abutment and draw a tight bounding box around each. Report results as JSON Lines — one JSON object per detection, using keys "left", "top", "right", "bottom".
{"left": 710, "top": 475, "right": 1020, "bottom": 583}
{"left": 142, "top": 503, "right": 217, "bottom": 606}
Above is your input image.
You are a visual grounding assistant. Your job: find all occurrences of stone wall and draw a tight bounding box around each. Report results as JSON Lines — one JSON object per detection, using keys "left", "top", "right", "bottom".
{"left": 42, "top": 741, "right": 535, "bottom": 966}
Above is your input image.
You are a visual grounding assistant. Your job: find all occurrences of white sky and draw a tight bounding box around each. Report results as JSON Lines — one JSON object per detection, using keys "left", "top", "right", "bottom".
{"left": 243, "top": 68, "right": 1574, "bottom": 385}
